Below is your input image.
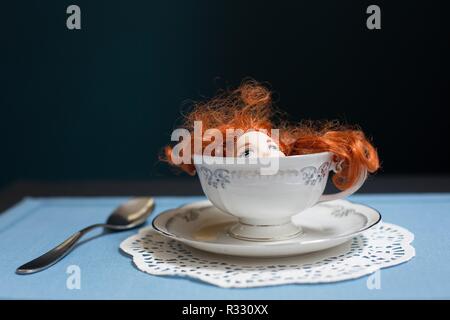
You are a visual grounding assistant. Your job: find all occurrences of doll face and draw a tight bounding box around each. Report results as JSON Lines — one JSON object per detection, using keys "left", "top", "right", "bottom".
{"left": 236, "top": 131, "right": 286, "bottom": 158}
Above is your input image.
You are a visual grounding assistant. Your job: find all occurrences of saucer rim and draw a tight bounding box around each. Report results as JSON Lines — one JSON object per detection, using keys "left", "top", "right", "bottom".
{"left": 151, "top": 199, "right": 382, "bottom": 247}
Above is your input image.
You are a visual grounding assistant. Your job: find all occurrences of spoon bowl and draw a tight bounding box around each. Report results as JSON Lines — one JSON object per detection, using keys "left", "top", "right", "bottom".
{"left": 106, "top": 198, "right": 155, "bottom": 228}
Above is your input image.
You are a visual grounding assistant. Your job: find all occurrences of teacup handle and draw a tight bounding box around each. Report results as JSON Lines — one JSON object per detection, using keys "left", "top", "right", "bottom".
{"left": 317, "top": 165, "right": 367, "bottom": 203}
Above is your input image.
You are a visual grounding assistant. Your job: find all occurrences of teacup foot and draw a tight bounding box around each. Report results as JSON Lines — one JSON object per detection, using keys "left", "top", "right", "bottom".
{"left": 228, "top": 219, "right": 302, "bottom": 242}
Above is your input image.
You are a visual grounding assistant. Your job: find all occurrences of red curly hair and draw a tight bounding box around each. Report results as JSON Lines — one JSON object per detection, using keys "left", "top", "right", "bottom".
{"left": 164, "top": 80, "right": 380, "bottom": 190}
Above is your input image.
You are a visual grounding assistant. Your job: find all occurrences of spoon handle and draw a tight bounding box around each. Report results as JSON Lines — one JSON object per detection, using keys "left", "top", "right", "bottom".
{"left": 16, "top": 224, "right": 103, "bottom": 275}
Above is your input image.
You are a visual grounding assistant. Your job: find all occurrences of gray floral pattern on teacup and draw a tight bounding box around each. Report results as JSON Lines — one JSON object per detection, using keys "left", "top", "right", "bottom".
{"left": 199, "top": 161, "right": 332, "bottom": 188}
{"left": 199, "top": 167, "right": 231, "bottom": 189}
{"left": 300, "top": 162, "right": 331, "bottom": 185}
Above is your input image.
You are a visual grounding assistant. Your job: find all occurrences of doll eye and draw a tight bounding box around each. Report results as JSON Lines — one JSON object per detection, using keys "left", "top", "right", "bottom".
{"left": 239, "top": 148, "right": 254, "bottom": 158}
{"left": 268, "top": 144, "right": 279, "bottom": 151}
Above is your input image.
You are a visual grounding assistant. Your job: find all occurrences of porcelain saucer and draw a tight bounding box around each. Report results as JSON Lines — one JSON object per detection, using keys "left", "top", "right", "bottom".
{"left": 152, "top": 199, "right": 381, "bottom": 257}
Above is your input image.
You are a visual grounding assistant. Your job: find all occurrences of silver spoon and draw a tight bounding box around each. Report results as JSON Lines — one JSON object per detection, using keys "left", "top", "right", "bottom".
{"left": 16, "top": 197, "right": 155, "bottom": 275}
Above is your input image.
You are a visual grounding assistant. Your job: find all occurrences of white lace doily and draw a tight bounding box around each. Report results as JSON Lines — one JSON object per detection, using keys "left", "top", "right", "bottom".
{"left": 120, "top": 222, "right": 415, "bottom": 288}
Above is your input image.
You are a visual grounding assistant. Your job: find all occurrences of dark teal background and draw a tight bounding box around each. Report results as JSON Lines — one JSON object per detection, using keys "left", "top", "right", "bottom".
{"left": 1, "top": 0, "right": 449, "bottom": 189}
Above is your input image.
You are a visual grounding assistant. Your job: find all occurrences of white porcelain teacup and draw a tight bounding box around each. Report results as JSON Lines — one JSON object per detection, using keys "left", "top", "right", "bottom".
{"left": 193, "top": 152, "right": 367, "bottom": 241}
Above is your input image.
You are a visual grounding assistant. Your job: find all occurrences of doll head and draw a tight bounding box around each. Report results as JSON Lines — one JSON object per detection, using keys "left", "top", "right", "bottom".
{"left": 163, "top": 80, "right": 379, "bottom": 190}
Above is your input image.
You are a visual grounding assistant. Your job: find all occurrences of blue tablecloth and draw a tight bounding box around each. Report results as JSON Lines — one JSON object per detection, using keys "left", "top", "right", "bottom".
{"left": 0, "top": 194, "right": 449, "bottom": 299}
